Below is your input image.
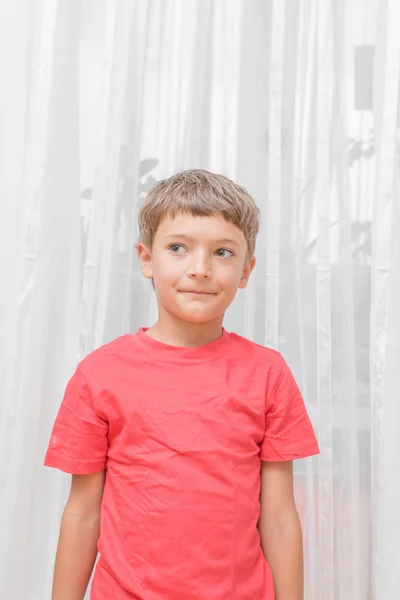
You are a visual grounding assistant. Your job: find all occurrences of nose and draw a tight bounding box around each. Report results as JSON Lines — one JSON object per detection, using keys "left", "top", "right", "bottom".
{"left": 188, "top": 250, "right": 212, "bottom": 280}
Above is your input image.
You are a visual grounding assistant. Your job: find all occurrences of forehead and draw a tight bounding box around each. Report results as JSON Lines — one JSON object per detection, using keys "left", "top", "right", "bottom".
{"left": 155, "top": 212, "right": 246, "bottom": 247}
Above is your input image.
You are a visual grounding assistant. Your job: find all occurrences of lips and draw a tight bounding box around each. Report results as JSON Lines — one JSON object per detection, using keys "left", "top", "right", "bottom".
{"left": 179, "top": 290, "right": 216, "bottom": 295}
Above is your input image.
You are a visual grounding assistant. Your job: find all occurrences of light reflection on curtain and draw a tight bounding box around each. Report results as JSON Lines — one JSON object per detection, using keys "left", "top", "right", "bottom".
{"left": 0, "top": 1, "right": 399, "bottom": 599}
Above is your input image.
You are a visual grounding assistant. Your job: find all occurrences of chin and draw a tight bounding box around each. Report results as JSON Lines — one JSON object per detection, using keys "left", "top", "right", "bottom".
{"left": 168, "top": 306, "right": 217, "bottom": 324}
{"left": 179, "top": 311, "right": 215, "bottom": 324}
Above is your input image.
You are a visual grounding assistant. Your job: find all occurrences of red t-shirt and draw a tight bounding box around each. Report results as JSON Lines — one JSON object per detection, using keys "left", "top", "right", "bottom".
{"left": 44, "top": 327, "right": 319, "bottom": 600}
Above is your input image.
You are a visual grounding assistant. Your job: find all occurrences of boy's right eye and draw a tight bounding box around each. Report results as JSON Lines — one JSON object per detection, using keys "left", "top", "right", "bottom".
{"left": 168, "top": 243, "right": 186, "bottom": 254}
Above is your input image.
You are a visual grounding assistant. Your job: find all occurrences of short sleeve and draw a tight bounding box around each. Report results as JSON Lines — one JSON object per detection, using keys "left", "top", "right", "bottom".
{"left": 260, "top": 355, "right": 319, "bottom": 462}
{"left": 44, "top": 367, "right": 108, "bottom": 474}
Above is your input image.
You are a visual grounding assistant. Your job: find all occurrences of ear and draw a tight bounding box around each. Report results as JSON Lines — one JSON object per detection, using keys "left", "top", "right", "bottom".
{"left": 238, "top": 255, "right": 256, "bottom": 289}
{"left": 136, "top": 242, "right": 153, "bottom": 280}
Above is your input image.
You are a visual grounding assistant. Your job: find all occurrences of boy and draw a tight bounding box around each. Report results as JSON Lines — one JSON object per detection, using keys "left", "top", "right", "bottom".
{"left": 44, "top": 169, "right": 319, "bottom": 600}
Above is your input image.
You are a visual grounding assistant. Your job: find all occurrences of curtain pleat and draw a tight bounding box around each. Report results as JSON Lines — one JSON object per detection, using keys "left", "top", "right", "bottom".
{"left": 315, "top": 2, "right": 334, "bottom": 599}
{"left": 371, "top": 1, "right": 400, "bottom": 599}
{"left": 0, "top": 1, "right": 81, "bottom": 597}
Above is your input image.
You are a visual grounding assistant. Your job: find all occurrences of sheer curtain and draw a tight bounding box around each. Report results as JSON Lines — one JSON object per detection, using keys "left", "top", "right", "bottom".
{"left": 0, "top": 1, "right": 399, "bottom": 599}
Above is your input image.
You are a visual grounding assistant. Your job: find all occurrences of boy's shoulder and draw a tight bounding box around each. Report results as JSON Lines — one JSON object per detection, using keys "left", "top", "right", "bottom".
{"left": 228, "top": 330, "right": 283, "bottom": 366}
{"left": 76, "top": 334, "right": 130, "bottom": 381}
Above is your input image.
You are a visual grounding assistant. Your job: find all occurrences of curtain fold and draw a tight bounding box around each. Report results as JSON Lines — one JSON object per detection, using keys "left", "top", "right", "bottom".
{"left": 1, "top": 1, "right": 399, "bottom": 598}
{"left": 0, "top": 1, "right": 82, "bottom": 597}
{"left": 371, "top": 1, "right": 400, "bottom": 598}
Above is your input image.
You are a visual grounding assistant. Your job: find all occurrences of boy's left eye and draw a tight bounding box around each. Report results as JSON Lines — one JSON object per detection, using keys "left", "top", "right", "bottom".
{"left": 215, "top": 248, "right": 234, "bottom": 258}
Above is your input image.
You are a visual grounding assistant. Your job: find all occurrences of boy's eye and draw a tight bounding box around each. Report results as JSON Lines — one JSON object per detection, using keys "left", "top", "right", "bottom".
{"left": 215, "top": 248, "right": 234, "bottom": 258}
{"left": 168, "top": 244, "right": 186, "bottom": 254}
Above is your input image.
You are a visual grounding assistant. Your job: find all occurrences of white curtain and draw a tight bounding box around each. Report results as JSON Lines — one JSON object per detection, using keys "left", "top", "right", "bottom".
{"left": 1, "top": 1, "right": 399, "bottom": 599}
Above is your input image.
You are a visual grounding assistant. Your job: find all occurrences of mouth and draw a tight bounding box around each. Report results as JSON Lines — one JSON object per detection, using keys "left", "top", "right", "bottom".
{"left": 179, "top": 290, "right": 217, "bottom": 296}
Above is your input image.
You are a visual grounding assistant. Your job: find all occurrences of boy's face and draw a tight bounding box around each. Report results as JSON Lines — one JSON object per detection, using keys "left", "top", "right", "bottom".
{"left": 137, "top": 212, "right": 256, "bottom": 324}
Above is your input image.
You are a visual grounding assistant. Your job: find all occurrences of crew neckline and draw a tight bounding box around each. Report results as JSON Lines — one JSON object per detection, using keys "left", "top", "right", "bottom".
{"left": 127, "top": 326, "right": 232, "bottom": 363}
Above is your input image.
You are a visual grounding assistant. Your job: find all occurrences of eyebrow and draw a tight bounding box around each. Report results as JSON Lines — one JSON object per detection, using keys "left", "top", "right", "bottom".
{"left": 163, "top": 234, "right": 240, "bottom": 246}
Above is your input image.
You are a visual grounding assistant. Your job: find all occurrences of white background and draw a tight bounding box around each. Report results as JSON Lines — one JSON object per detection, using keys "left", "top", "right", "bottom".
{"left": 0, "top": 1, "right": 399, "bottom": 599}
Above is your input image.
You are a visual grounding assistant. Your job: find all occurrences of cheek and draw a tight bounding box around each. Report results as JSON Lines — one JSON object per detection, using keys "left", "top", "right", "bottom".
{"left": 153, "top": 256, "right": 182, "bottom": 284}
{"left": 217, "top": 264, "right": 243, "bottom": 288}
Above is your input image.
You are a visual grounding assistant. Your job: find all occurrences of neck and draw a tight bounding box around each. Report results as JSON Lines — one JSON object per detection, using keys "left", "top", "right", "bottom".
{"left": 146, "top": 310, "right": 224, "bottom": 348}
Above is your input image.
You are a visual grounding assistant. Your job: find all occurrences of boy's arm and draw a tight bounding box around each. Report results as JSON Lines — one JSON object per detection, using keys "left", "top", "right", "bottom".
{"left": 258, "top": 460, "right": 304, "bottom": 600}
{"left": 51, "top": 470, "right": 106, "bottom": 600}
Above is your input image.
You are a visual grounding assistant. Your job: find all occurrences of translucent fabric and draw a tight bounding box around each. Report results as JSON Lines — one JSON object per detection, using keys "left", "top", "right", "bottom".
{"left": 0, "top": 1, "right": 399, "bottom": 599}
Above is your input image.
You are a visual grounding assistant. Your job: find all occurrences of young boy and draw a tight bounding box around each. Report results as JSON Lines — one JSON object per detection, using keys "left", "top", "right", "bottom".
{"left": 44, "top": 169, "right": 319, "bottom": 600}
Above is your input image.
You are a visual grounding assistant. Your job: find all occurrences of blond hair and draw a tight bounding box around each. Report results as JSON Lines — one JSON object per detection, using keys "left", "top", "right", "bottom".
{"left": 138, "top": 169, "right": 261, "bottom": 258}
